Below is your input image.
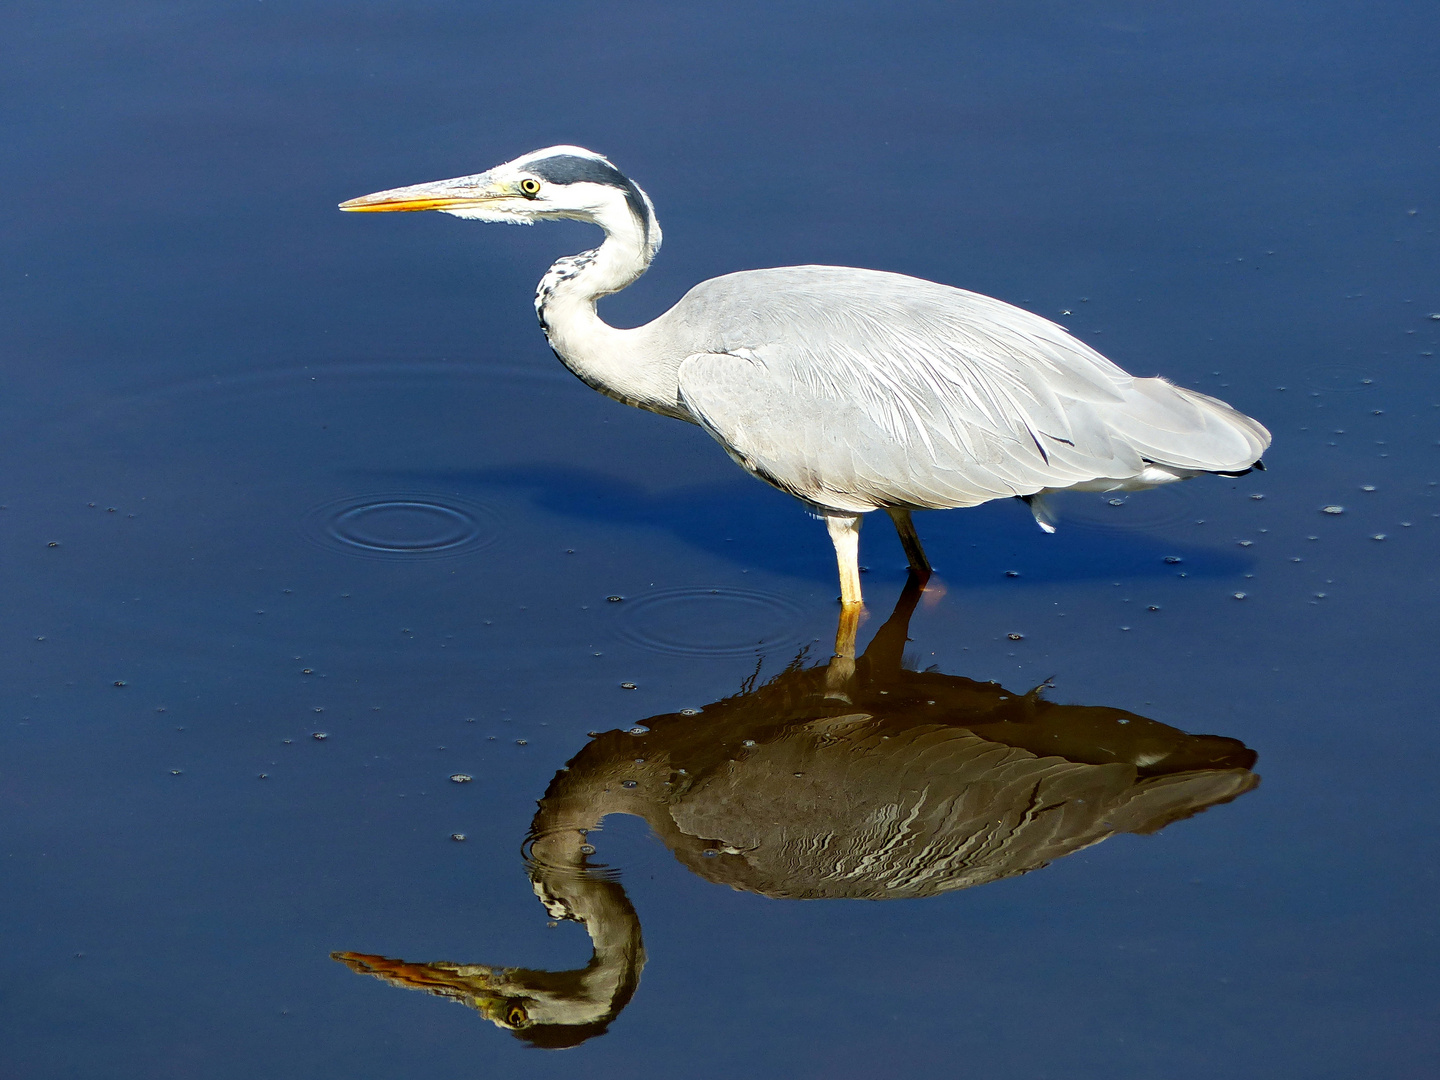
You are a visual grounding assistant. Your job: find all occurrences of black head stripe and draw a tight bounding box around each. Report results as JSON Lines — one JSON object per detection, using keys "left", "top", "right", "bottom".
{"left": 526, "top": 154, "right": 650, "bottom": 241}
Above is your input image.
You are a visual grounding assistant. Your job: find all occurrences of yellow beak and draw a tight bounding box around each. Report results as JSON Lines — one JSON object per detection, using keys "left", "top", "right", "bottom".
{"left": 338, "top": 174, "right": 506, "bottom": 213}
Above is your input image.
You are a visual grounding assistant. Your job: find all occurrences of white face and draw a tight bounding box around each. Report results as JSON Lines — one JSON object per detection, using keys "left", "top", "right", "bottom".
{"left": 339, "top": 145, "right": 653, "bottom": 241}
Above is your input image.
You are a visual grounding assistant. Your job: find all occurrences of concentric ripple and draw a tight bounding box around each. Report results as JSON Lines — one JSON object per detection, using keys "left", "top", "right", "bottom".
{"left": 304, "top": 493, "right": 499, "bottom": 559}
{"left": 612, "top": 586, "right": 807, "bottom": 657}
{"left": 1056, "top": 485, "right": 1200, "bottom": 533}
{"left": 1305, "top": 365, "right": 1377, "bottom": 394}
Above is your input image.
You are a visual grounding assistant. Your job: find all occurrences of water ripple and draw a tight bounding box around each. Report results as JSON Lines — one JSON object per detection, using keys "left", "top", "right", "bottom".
{"left": 304, "top": 493, "right": 498, "bottom": 559}
{"left": 1057, "top": 485, "right": 1200, "bottom": 533}
{"left": 611, "top": 586, "right": 806, "bottom": 657}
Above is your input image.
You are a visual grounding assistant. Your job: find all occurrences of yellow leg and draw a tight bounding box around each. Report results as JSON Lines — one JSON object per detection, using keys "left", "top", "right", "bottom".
{"left": 825, "top": 513, "right": 864, "bottom": 606}
{"left": 884, "top": 507, "right": 932, "bottom": 577}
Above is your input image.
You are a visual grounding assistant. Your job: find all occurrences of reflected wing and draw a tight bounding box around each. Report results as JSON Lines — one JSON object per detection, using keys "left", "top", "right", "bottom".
{"left": 671, "top": 268, "right": 1269, "bottom": 513}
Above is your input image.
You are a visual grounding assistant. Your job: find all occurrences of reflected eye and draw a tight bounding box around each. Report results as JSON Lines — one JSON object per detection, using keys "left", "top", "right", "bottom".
{"left": 505, "top": 1003, "right": 530, "bottom": 1027}
{"left": 518, "top": 178, "right": 541, "bottom": 198}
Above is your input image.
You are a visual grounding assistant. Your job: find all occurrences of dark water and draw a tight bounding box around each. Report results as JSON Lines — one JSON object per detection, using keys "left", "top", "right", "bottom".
{"left": 3, "top": 2, "right": 1437, "bottom": 1077}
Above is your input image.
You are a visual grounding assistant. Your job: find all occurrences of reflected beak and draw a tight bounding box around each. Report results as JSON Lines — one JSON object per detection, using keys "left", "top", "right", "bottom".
{"left": 338, "top": 173, "right": 510, "bottom": 213}
{"left": 331, "top": 951, "right": 500, "bottom": 1000}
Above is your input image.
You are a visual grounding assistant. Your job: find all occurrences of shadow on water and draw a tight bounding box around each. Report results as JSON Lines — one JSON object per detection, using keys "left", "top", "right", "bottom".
{"left": 333, "top": 576, "right": 1259, "bottom": 1048}
{"left": 353, "top": 464, "right": 1253, "bottom": 587}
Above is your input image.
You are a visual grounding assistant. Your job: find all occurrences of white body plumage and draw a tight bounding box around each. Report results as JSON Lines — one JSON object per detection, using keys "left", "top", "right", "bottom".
{"left": 341, "top": 146, "right": 1271, "bottom": 603}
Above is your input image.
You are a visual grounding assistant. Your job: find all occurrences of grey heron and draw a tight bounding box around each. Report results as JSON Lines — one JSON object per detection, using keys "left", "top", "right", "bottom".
{"left": 341, "top": 147, "right": 1270, "bottom": 605}
{"left": 333, "top": 575, "right": 1257, "bottom": 1046}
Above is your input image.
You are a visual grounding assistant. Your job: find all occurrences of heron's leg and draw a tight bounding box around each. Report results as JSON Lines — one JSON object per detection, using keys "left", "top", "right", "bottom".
{"left": 824, "top": 512, "right": 864, "bottom": 607}
{"left": 884, "top": 508, "right": 932, "bottom": 577}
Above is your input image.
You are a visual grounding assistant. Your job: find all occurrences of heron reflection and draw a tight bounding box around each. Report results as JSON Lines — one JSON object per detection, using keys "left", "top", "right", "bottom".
{"left": 335, "top": 578, "right": 1257, "bottom": 1046}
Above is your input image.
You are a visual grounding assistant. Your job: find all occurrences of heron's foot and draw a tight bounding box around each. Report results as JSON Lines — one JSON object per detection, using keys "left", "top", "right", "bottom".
{"left": 920, "top": 576, "right": 947, "bottom": 606}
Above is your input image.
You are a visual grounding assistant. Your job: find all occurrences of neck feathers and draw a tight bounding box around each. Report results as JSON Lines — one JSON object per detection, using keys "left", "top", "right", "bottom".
{"left": 533, "top": 198, "right": 689, "bottom": 420}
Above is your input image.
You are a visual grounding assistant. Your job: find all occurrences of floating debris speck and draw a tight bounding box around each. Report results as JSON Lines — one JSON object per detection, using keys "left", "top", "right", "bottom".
{"left": 1163, "top": 555, "right": 1183, "bottom": 564}
{"left": 1233, "top": 592, "right": 1248, "bottom": 600}
{"left": 1007, "top": 633, "right": 1024, "bottom": 641}
{"left": 450, "top": 773, "right": 473, "bottom": 784}
{"left": 312, "top": 732, "right": 328, "bottom": 741}
{"left": 620, "top": 682, "right": 638, "bottom": 690}
{"left": 450, "top": 833, "right": 466, "bottom": 841}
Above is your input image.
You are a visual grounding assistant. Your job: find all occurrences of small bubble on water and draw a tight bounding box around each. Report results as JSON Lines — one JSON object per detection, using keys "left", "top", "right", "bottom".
{"left": 1007, "top": 633, "right": 1024, "bottom": 641}
{"left": 679, "top": 708, "right": 699, "bottom": 716}
{"left": 515, "top": 739, "right": 527, "bottom": 746}
{"left": 47, "top": 541, "right": 60, "bottom": 548}
{"left": 1004, "top": 570, "right": 1020, "bottom": 578}
{"left": 1238, "top": 540, "right": 1253, "bottom": 547}
{"left": 621, "top": 780, "right": 637, "bottom": 789}
{"left": 450, "top": 773, "right": 473, "bottom": 783}
{"left": 1250, "top": 493, "right": 1265, "bottom": 500}
{"left": 621, "top": 682, "right": 638, "bottom": 690}
{"left": 628, "top": 725, "right": 650, "bottom": 735}
{"left": 1147, "top": 605, "right": 1160, "bottom": 611}
{"left": 113, "top": 680, "right": 126, "bottom": 687}
{"left": 282, "top": 739, "right": 292, "bottom": 745}
{"left": 257, "top": 773, "right": 268, "bottom": 780}
{"left": 1233, "top": 592, "right": 1248, "bottom": 600}
{"left": 1362, "top": 485, "right": 1376, "bottom": 492}
{"left": 1372, "top": 533, "right": 1387, "bottom": 541}
{"left": 451, "top": 833, "right": 466, "bottom": 841}
{"left": 1108, "top": 498, "right": 1125, "bottom": 506}
{"left": 1321, "top": 506, "right": 1344, "bottom": 515}
{"left": 302, "top": 668, "right": 313, "bottom": 675}
{"left": 742, "top": 739, "right": 757, "bottom": 747}
{"left": 1163, "top": 555, "right": 1183, "bottom": 564}
{"left": 579, "top": 844, "right": 596, "bottom": 855}
{"left": 1429, "top": 313, "right": 1440, "bottom": 320}
{"left": 607, "top": 595, "right": 624, "bottom": 603}
{"left": 170, "top": 769, "right": 182, "bottom": 776}
{"left": 312, "top": 732, "right": 328, "bottom": 741}
{"left": 701, "top": 849, "right": 719, "bottom": 857}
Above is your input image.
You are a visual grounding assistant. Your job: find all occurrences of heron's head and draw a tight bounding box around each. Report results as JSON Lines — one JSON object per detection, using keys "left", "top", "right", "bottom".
{"left": 339, "top": 145, "right": 659, "bottom": 255}
{"left": 332, "top": 951, "right": 632, "bottom": 1048}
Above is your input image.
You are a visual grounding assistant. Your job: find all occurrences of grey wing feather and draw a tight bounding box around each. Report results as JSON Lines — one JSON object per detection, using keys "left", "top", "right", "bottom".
{"left": 667, "top": 267, "right": 1270, "bottom": 514}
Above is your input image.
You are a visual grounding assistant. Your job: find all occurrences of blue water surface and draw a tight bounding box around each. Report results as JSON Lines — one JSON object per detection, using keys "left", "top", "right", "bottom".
{"left": 1, "top": 2, "right": 1437, "bottom": 1077}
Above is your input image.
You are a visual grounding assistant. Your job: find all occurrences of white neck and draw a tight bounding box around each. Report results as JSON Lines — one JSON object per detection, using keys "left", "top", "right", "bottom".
{"left": 533, "top": 202, "right": 688, "bottom": 419}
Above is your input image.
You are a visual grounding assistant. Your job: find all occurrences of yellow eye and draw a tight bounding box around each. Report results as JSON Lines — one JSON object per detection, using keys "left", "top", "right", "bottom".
{"left": 506, "top": 1003, "right": 530, "bottom": 1027}
{"left": 519, "top": 178, "right": 541, "bottom": 198}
